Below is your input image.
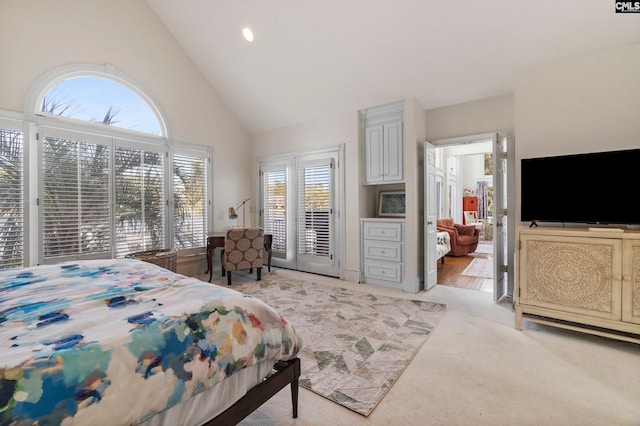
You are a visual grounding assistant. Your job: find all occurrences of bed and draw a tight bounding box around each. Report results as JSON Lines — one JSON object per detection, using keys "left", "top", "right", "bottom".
{"left": 436, "top": 231, "right": 451, "bottom": 264}
{"left": 0, "top": 259, "right": 302, "bottom": 425}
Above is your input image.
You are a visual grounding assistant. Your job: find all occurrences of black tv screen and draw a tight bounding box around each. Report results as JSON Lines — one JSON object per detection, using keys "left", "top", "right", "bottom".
{"left": 521, "top": 148, "right": 639, "bottom": 226}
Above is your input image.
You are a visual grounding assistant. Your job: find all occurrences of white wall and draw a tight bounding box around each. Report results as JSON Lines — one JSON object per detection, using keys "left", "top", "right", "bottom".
{"left": 515, "top": 43, "right": 640, "bottom": 159}
{"left": 425, "top": 94, "right": 514, "bottom": 141}
{"left": 461, "top": 154, "right": 488, "bottom": 195}
{"left": 252, "top": 99, "right": 427, "bottom": 289}
{"left": 251, "top": 111, "right": 360, "bottom": 279}
{"left": 405, "top": 98, "right": 427, "bottom": 291}
{"left": 0, "top": 0, "right": 250, "bottom": 236}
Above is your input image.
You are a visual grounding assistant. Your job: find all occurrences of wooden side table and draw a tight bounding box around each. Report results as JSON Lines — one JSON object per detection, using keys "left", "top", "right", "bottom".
{"left": 206, "top": 233, "right": 225, "bottom": 282}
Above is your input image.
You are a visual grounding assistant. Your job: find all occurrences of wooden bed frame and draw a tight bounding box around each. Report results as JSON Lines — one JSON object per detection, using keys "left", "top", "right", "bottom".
{"left": 204, "top": 357, "right": 300, "bottom": 425}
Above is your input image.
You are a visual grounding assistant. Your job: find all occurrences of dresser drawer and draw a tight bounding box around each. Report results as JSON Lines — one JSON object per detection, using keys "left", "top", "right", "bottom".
{"left": 363, "top": 259, "right": 402, "bottom": 283}
{"left": 363, "top": 222, "right": 402, "bottom": 241}
{"left": 363, "top": 240, "right": 402, "bottom": 262}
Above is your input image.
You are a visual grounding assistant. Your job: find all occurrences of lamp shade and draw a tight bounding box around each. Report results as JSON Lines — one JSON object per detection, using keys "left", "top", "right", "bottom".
{"left": 228, "top": 207, "right": 238, "bottom": 219}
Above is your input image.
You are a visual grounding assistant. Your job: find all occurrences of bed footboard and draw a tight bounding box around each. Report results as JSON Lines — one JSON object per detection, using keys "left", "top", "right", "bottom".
{"left": 204, "top": 357, "right": 301, "bottom": 425}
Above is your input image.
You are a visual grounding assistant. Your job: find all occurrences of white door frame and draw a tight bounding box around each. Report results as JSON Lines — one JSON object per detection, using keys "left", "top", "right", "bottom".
{"left": 258, "top": 145, "right": 345, "bottom": 278}
{"left": 428, "top": 131, "right": 515, "bottom": 300}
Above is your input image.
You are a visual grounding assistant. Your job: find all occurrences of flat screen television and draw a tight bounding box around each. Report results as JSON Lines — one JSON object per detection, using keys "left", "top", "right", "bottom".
{"left": 520, "top": 148, "right": 639, "bottom": 226}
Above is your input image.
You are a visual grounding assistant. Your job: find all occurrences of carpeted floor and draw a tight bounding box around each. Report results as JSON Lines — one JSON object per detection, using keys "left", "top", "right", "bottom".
{"left": 202, "top": 269, "right": 640, "bottom": 426}
{"left": 227, "top": 272, "right": 446, "bottom": 416}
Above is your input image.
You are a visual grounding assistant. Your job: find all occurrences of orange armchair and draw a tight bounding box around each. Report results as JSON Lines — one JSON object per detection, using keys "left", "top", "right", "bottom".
{"left": 436, "top": 218, "right": 479, "bottom": 257}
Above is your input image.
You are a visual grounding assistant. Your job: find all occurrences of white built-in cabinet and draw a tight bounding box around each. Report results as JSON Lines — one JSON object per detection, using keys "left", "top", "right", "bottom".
{"left": 361, "top": 219, "right": 404, "bottom": 289}
{"left": 516, "top": 227, "right": 640, "bottom": 344}
{"left": 361, "top": 101, "right": 404, "bottom": 184}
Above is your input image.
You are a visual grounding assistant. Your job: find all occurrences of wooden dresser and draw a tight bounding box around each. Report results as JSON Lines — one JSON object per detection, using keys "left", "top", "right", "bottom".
{"left": 516, "top": 227, "right": 640, "bottom": 344}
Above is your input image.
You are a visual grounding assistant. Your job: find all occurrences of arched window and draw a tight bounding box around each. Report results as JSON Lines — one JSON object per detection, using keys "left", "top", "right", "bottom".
{"left": 0, "top": 68, "right": 211, "bottom": 268}
{"left": 40, "top": 76, "right": 162, "bottom": 135}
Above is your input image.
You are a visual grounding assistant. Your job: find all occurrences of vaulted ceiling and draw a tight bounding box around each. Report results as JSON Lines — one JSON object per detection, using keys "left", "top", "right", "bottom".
{"left": 146, "top": 0, "right": 640, "bottom": 134}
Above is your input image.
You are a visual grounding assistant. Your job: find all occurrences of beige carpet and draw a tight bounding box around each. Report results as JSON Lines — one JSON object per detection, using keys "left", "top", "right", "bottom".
{"left": 227, "top": 272, "right": 446, "bottom": 416}
{"left": 201, "top": 269, "right": 640, "bottom": 426}
{"left": 462, "top": 257, "right": 493, "bottom": 279}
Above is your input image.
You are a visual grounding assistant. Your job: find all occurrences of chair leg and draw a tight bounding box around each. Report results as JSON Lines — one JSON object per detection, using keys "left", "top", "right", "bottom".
{"left": 227, "top": 272, "right": 232, "bottom": 286}
{"left": 257, "top": 267, "right": 262, "bottom": 281}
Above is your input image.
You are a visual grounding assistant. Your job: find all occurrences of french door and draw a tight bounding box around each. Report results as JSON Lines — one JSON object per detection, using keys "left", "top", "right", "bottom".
{"left": 260, "top": 148, "right": 341, "bottom": 277}
{"left": 425, "top": 133, "right": 514, "bottom": 300}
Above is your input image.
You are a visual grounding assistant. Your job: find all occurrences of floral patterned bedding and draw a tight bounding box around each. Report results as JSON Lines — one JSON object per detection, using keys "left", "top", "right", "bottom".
{"left": 0, "top": 259, "right": 302, "bottom": 425}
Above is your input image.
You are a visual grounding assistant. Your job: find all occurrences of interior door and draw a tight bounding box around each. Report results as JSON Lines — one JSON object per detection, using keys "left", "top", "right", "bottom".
{"left": 492, "top": 133, "right": 515, "bottom": 302}
{"left": 424, "top": 142, "right": 438, "bottom": 290}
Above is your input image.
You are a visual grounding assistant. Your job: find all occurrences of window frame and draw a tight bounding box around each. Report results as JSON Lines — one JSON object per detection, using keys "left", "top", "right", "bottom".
{"left": 171, "top": 143, "right": 212, "bottom": 251}
{"left": 0, "top": 66, "right": 213, "bottom": 268}
{"left": 0, "top": 116, "right": 26, "bottom": 269}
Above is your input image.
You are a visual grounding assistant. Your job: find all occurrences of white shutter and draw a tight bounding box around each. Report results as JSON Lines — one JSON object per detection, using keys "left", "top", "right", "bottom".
{"left": 297, "top": 162, "right": 331, "bottom": 257}
{"left": 0, "top": 127, "right": 24, "bottom": 268}
{"left": 173, "top": 153, "right": 208, "bottom": 249}
{"left": 42, "top": 135, "right": 111, "bottom": 261}
{"left": 115, "top": 146, "right": 165, "bottom": 257}
{"left": 262, "top": 168, "right": 286, "bottom": 255}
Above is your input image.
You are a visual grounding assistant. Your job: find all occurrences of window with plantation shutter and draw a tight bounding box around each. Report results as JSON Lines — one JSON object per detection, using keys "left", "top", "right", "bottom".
{"left": 173, "top": 153, "right": 208, "bottom": 249}
{"left": 262, "top": 168, "right": 287, "bottom": 256}
{"left": 0, "top": 126, "right": 24, "bottom": 269}
{"left": 115, "top": 146, "right": 165, "bottom": 257}
{"left": 3, "top": 73, "right": 216, "bottom": 267}
{"left": 42, "top": 135, "right": 111, "bottom": 261}
{"left": 297, "top": 161, "right": 331, "bottom": 258}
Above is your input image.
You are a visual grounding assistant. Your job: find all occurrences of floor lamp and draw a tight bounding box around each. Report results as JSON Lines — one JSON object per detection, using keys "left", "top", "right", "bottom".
{"left": 228, "top": 197, "right": 250, "bottom": 227}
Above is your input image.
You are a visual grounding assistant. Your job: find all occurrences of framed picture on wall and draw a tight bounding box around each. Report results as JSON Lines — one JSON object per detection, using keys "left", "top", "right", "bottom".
{"left": 378, "top": 191, "right": 406, "bottom": 218}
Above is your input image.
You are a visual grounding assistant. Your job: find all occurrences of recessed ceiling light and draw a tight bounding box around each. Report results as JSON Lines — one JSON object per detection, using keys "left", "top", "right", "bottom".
{"left": 242, "top": 27, "right": 254, "bottom": 42}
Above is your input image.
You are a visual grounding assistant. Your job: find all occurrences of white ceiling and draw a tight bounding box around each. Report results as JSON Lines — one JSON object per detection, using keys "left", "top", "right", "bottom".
{"left": 146, "top": 0, "right": 640, "bottom": 134}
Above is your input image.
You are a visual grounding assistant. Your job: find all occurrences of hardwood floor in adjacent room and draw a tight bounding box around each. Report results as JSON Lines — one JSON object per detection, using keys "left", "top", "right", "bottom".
{"left": 437, "top": 242, "right": 493, "bottom": 293}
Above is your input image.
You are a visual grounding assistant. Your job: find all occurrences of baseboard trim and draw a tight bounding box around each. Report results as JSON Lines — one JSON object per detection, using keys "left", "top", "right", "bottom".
{"left": 343, "top": 268, "right": 360, "bottom": 284}
{"left": 402, "top": 277, "right": 421, "bottom": 294}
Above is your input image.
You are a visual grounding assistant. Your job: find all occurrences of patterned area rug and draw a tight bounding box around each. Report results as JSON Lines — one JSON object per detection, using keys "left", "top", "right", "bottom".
{"left": 462, "top": 257, "right": 493, "bottom": 279}
{"left": 229, "top": 273, "right": 446, "bottom": 416}
{"left": 475, "top": 242, "right": 493, "bottom": 254}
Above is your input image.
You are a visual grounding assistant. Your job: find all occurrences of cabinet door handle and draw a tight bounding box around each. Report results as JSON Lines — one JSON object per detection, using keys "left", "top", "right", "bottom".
{"left": 624, "top": 276, "right": 632, "bottom": 281}
{"left": 614, "top": 275, "right": 622, "bottom": 281}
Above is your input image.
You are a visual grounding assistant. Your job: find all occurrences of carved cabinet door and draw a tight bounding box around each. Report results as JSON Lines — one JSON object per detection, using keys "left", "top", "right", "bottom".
{"left": 622, "top": 239, "right": 640, "bottom": 324}
{"left": 519, "top": 234, "right": 623, "bottom": 321}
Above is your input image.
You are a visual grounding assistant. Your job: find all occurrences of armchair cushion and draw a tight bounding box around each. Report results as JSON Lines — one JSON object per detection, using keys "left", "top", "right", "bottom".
{"left": 436, "top": 218, "right": 479, "bottom": 256}
{"left": 223, "top": 227, "right": 264, "bottom": 272}
{"left": 454, "top": 223, "right": 476, "bottom": 236}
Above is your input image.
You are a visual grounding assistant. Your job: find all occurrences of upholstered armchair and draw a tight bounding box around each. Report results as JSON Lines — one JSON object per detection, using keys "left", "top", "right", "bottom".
{"left": 436, "top": 218, "right": 479, "bottom": 257}
{"left": 222, "top": 227, "right": 264, "bottom": 285}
